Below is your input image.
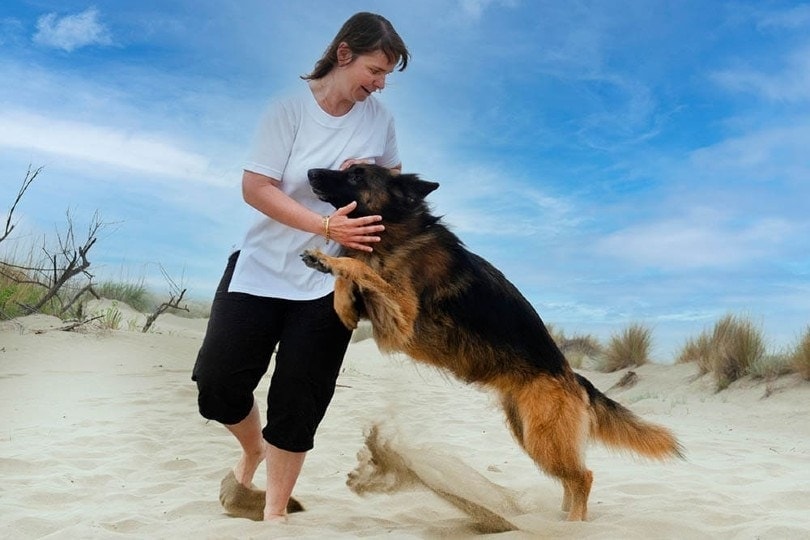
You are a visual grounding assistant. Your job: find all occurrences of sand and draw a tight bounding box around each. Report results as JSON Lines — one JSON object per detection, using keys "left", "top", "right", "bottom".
{"left": 2, "top": 306, "right": 809, "bottom": 539}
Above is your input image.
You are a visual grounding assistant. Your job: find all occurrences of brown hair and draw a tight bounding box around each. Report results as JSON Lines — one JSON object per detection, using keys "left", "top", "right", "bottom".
{"left": 302, "top": 12, "right": 409, "bottom": 80}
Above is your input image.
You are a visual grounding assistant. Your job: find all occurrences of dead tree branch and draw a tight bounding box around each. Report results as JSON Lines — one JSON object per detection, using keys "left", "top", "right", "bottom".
{"left": 44, "top": 315, "right": 105, "bottom": 333}
{"left": 142, "top": 265, "right": 189, "bottom": 333}
{"left": 25, "top": 210, "right": 103, "bottom": 314}
{"left": 60, "top": 284, "right": 101, "bottom": 316}
{"left": 2, "top": 164, "right": 43, "bottom": 244}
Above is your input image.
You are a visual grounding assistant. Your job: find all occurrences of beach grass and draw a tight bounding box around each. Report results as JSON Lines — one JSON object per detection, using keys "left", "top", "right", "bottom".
{"left": 1, "top": 251, "right": 809, "bottom": 389}
{"left": 560, "top": 334, "right": 603, "bottom": 369}
{"left": 675, "top": 314, "right": 768, "bottom": 391}
{"left": 676, "top": 333, "right": 714, "bottom": 375}
{"left": 0, "top": 251, "right": 209, "bottom": 321}
{"left": 96, "top": 281, "right": 150, "bottom": 313}
{"left": 792, "top": 327, "right": 810, "bottom": 380}
{"left": 749, "top": 353, "right": 794, "bottom": 380}
{"left": 597, "top": 323, "right": 652, "bottom": 372}
{"left": 710, "top": 314, "right": 766, "bottom": 390}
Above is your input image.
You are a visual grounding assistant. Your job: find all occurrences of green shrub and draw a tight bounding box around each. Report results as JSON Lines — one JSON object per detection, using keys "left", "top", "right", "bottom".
{"left": 96, "top": 281, "right": 149, "bottom": 312}
{"left": 0, "top": 280, "right": 46, "bottom": 319}
{"left": 749, "top": 353, "right": 793, "bottom": 380}
{"left": 97, "top": 301, "right": 123, "bottom": 330}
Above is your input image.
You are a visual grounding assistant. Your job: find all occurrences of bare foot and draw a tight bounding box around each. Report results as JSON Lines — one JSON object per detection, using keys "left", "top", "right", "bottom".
{"left": 233, "top": 445, "right": 265, "bottom": 487}
{"left": 264, "top": 512, "right": 288, "bottom": 523}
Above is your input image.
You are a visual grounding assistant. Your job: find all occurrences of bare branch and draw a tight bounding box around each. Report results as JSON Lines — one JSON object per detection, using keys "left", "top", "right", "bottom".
{"left": 142, "top": 264, "right": 189, "bottom": 333}
{"left": 25, "top": 210, "right": 103, "bottom": 314}
{"left": 1, "top": 167, "right": 114, "bottom": 321}
{"left": 60, "top": 284, "right": 100, "bottom": 316}
{"left": 34, "top": 315, "right": 105, "bottom": 334}
{"left": 1, "top": 164, "right": 43, "bottom": 244}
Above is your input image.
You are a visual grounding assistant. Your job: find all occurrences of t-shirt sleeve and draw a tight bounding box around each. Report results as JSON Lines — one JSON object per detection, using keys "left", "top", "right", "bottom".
{"left": 377, "top": 114, "right": 400, "bottom": 169}
{"left": 243, "top": 98, "right": 298, "bottom": 180}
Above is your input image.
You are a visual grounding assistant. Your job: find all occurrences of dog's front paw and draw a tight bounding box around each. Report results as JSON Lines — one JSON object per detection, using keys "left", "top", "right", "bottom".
{"left": 301, "top": 250, "right": 332, "bottom": 274}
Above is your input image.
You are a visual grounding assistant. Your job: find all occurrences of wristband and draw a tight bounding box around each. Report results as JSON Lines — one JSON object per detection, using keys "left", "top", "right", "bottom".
{"left": 322, "top": 215, "right": 331, "bottom": 244}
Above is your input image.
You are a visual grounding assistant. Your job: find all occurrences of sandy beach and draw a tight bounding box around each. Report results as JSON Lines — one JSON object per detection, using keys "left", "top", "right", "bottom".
{"left": 2, "top": 306, "right": 809, "bottom": 539}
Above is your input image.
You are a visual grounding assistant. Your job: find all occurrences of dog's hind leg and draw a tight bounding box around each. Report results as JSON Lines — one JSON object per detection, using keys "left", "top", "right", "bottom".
{"left": 509, "top": 376, "right": 593, "bottom": 521}
{"left": 500, "top": 393, "right": 524, "bottom": 445}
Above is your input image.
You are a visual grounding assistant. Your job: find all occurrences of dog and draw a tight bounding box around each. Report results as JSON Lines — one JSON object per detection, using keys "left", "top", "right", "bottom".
{"left": 301, "top": 164, "right": 682, "bottom": 521}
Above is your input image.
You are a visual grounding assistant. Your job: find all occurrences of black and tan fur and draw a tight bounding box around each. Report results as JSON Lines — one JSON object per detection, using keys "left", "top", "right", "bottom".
{"left": 301, "top": 164, "right": 682, "bottom": 521}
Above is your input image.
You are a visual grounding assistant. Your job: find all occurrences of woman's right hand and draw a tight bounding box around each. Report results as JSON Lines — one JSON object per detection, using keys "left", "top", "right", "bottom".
{"left": 339, "top": 158, "right": 375, "bottom": 170}
{"left": 326, "top": 201, "right": 384, "bottom": 252}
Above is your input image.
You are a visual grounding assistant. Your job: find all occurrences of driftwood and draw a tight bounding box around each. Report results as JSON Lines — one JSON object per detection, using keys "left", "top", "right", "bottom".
{"left": 607, "top": 370, "right": 639, "bottom": 393}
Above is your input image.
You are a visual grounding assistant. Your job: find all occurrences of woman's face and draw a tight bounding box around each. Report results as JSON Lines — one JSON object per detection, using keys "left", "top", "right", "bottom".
{"left": 338, "top": 47, "right": 396, "bottom": 102}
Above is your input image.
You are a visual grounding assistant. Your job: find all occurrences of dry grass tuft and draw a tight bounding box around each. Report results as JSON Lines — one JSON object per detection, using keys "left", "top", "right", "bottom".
{"left": 544, "top": 323, "right": 566, "bottom": 348}
{"left": 598, "top": 323, "right": 652, "bottom": 372}
{"left": 559, "top": 334, "right": 603, "bottom": 369}
{"left": 749, "top": 354, "right": 793, "bottom": 380}
{"left": 544, "top": 324, "right": 602, "bottom": 369}
{"left": 791, "top": 327, "right": 810, "bottom": 381}
{"left": 678, "top": 314, "right": 767, "bottom": 391}
{"left": 710, "top": 314, "right": 766, "bottom": 390}
{"left": 676, "top": 333, "right": 713, "bottom": 374}
{"left": 673, "top": 315, "right": 810, "bottom": 392}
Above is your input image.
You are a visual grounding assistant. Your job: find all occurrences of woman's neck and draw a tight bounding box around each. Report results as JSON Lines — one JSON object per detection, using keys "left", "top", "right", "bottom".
{"left": 309, "top": 74, "right": 354, "bottom": 117}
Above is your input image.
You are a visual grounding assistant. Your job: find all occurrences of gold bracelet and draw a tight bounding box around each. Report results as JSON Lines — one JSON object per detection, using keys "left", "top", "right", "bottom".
{"left": 322, "top": 215, "right": 331, "bottom": 244}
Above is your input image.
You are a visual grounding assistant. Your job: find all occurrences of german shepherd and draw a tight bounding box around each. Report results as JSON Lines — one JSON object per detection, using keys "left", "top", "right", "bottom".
{"left": 301, "top": 164, "right": 682, "bottom": 521}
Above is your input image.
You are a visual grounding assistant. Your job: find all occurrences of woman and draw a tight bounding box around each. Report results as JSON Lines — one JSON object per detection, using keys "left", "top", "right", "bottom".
{"left": 192, "top": 12, "right": 409, "bottom": 522}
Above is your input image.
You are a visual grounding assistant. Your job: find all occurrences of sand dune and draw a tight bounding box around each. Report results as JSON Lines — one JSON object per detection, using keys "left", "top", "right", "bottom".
{"left": 1, "top": 314, "right": 809, "bottom": 539}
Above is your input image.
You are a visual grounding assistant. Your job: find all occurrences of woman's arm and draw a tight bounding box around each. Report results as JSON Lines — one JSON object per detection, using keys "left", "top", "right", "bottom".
{"left": 241, "top": 170, "right": 384, "bottom": 252}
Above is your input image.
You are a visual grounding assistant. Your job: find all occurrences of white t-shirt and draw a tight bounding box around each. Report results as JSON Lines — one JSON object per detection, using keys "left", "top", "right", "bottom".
{"left": 228, "top": 83, "right": 400, "bottom": 300}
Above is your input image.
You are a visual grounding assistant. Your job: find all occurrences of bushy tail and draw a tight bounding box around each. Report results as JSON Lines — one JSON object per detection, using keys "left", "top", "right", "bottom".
{"left": 575, "top": 374, "right": 684, "bottom": 460}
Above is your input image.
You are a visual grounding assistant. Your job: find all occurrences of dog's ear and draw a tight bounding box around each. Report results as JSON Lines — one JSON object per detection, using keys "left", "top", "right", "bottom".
{"left": 413, "top": 179, "right": 439, "bottom": 199}
{"left": 399, "top": 175, "right": 439, "bottom": 201}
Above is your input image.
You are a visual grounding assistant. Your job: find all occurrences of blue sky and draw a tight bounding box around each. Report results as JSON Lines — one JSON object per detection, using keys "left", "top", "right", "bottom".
{"left": 1, "top": 1, "right": 808, "bottom": 360}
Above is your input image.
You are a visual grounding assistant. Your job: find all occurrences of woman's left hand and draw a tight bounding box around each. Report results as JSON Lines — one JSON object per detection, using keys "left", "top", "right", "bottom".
{"left": 327, "top": 201, "right": 384, "bottom": 252}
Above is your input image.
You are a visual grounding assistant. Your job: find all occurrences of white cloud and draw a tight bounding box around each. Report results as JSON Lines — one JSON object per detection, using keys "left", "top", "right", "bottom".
{"left": 457, "top": 0, "right": 518, "bottom": 21}
{"left": 754, "top": 4, "right": 810, "bottom": 30}
{"left": 688, "top": 122, "right": 810, "bottom": 183}
{"left": 0, "top": 108, "right": 223, "bottom": 184}
{"left": 33, "top": 8, "right": 112, "bottom": 52}
{"left": 426, "top": 165, "right": 579, "bottom": 238}
{"left": 711, "top": 44, "right": 810, "bottom": 103}
{"left": 596, "top": 210, "right": 793, "bottom": 270}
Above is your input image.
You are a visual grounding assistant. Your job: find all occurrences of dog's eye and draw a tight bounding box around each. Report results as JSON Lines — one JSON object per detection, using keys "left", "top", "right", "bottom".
{"left": 347, "top": 170, "right": 363, "bottom": 186}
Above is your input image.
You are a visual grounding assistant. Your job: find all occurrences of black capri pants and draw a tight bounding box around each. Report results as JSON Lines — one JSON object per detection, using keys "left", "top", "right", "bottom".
{"left": 192, "top": 251, "right": 352, "bottom": 452}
